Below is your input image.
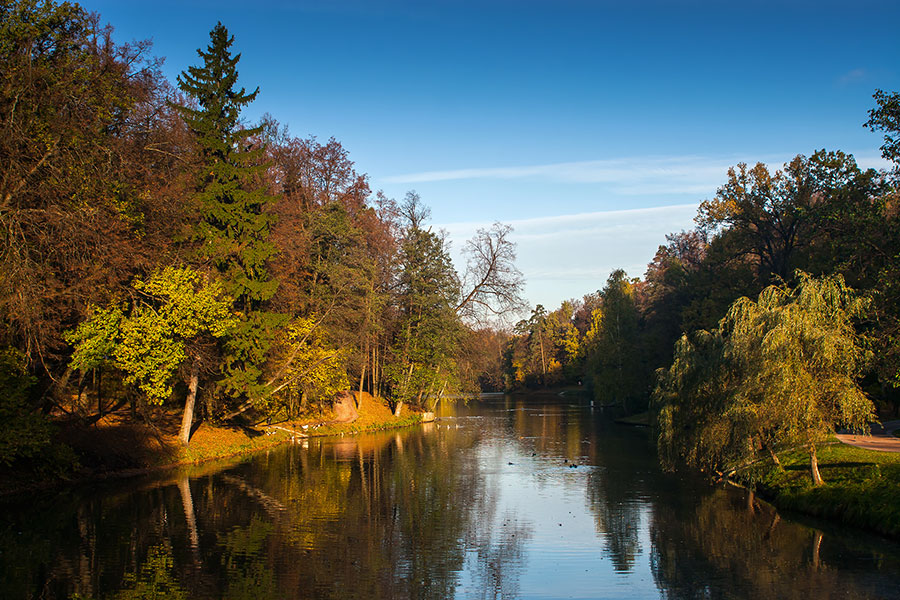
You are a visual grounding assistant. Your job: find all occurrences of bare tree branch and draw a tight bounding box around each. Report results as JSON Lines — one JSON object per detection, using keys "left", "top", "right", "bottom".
{"left": 455, "top": 222, "right": 527, "bottom": 325}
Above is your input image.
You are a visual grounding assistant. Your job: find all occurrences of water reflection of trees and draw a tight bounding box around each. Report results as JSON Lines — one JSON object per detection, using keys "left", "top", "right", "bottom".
{"left": 0, "top": 423, "right": 530, "bottom": 599}
{"left": 505, "top": 396, "right": 650, "bottom": 575}
{"left": 6, "top": 398, "right": 900, "bottom": 599}
{"left": 583, "top": 419, "right": 651, "bottom": 574}
{"left": 650, "top": 485, "right": 900, "bottom": 599}
{"left": 463, "top": 507, "right": 531, "bottom": 600}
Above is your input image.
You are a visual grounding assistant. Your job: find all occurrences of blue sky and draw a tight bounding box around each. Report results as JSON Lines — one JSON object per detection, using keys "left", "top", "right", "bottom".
{"left": 80, "top": 0, "right": 899, "bottom": 312}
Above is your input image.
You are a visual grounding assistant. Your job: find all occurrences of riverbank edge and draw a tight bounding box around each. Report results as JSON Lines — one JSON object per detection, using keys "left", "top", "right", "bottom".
{"left": 727, "top": 442, "right": 900, "bottom": 540}
{"left": 0, "top": 407, "right": 429, "bottom": 499}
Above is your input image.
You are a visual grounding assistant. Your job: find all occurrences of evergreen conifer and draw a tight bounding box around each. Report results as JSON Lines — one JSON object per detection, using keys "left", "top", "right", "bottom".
{"left": 174, "top": 23, "right": 283, "bottom": 401}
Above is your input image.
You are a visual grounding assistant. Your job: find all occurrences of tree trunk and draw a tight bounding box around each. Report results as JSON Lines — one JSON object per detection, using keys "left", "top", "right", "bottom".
{"left": 358, "top": 347, "right": 366, "bottom": 410}
{"left": 431, "top": 381, "right": 447, "bottom": 411}
{"left": 765, "top": 442, "right": 782, "bottom": 469}
{"left": 177, "top": 476, "right": 201, "bottom": 555}
{"left": 811, "top": 530, "right": 823, "bottom": 569}
{"left": 394, "top": 401, "right": 403, "bottom": 417}
{"left": 46, "top": 365, "right": 74, "bottom": 411}
{"left": 179, "top": 357, "right": 201, "bottom": 447}
{"left": 372, "top": 341, "right": 380, "bottom": 398}
{"left": 538, "top": 329, "right": 546, "bottom": 379}
{"left": 96, "top": 367, "right": 103, "bottom": 419}
{"left": 76, "top": 372, "right": 87, "bottom": 414}
{"left": 809, "top": 444, "right": 824, "bottom": 486}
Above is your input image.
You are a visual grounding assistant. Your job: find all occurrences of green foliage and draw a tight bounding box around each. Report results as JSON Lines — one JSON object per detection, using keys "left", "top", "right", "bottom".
{"left": 66, "top": 305, "right": 124, "bottom": 372}
{"left": 174, "top": 23, "right": 282, "bottom": 402}
{"left": 585, "top": 270, "right": 645, "bottom": 410}
{"left": 656, "top": 329, "right": 736, "bottom": 473}
{"left": 720, "top": 273, "right": 874, "bottom": 462}
{"left": 67, "top": 267, "right": 237, "bottom": 404}
{"left": 655, "top": 273, "right": 876, "bottom": 479}
{"left": 219, "top": 310, "right": 288, "bottom": 401}
{"left": 0, "top": 347, "right": 53, "bottom": 466}
{"left": 268, "top": 316, "right": 350, "bottom": 413}
{"left": 112, "top": 543, "right": 187, "bottom": 600}
{"left": 175, "top": 23, "right": 277, "bottom": 307}
{"left": 295, "top": 201, "right": 376, "bottom": 366}
{"left": 387, "top": 196, "right": 462, "bottom": 406}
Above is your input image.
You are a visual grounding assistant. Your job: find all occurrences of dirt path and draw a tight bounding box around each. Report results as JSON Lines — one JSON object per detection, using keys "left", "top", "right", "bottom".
{"left": 835, "top": 420, "right": 900, "bottom": 452}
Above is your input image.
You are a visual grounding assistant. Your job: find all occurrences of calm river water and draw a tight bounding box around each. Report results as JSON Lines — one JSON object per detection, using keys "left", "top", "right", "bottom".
{"left": 3, "top": 393, "right": 900, "bottom": 599}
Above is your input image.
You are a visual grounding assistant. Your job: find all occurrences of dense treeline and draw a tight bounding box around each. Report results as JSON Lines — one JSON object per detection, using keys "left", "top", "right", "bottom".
{"left": 5, "top": 0, "right": 900, "bottom": 487}
{"left": 0, "top": 1, "right": 523, "bottom": 463}
{"left": 504, "top": 93, "right": 900, "bottom": 482}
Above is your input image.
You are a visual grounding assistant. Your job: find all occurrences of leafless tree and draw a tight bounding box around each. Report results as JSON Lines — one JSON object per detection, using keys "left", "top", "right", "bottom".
{"left": 456, "top": 222, "right": 527, "bottom": 325}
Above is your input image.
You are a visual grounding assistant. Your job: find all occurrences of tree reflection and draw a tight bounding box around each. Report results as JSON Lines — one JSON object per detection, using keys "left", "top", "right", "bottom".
{"left": 464, "top": 508, "right": 531, "bottom": 600}
{"left": 650, "top": 485, "right": 900, "bottom": 599}
{"left": 583, "top": 425, "right": 650, "bottom": 573}
{"left": 112, "top": 543, "right": 187, "bottom": 600}
{"left": 1, "top": 422, "right": 530, "bottom": 599}
{"left": 5, "top": 398, "right": 898, "bottom": 600}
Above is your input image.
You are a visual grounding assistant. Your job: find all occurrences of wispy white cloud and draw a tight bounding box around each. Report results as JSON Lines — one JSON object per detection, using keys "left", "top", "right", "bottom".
{"left": 439, "top": 203, "right": 700, "bottom": 309}
{"left": 381, "top": 154, "right": 788, "bottom": 196}
{"left": 439, "top": 203, "right": 699, "bottom": 238}
{"left": 424, "top": 152, "right": 895, "bottom": 309}
{"left": 386, "top": 152, "right": 895, "bottom": 198}
{"left": 838, "top": 68, "right": 867, "bottom": 86}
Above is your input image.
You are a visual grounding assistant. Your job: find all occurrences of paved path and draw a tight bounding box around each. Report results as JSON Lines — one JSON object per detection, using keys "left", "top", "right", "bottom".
{"left": 835, "top": 420, "right": 900, "bottom": 452}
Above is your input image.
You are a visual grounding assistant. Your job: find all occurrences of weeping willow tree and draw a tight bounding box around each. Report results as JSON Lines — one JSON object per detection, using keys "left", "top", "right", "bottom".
{"left": 656, "top": 272, "right": 874, "bottom": 485}
{"left": 656, "top": 329, "right": 739, "bottom": 474}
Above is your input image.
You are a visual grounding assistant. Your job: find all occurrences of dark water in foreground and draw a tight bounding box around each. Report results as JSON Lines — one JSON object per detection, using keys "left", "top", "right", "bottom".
{"left": 2, "top": 394, "right": 900, "bottom": 599}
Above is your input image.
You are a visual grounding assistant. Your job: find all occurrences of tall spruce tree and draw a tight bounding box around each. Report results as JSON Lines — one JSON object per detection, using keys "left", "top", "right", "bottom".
{"left": 175, "top": 24, "right": 282, "bottom": 402}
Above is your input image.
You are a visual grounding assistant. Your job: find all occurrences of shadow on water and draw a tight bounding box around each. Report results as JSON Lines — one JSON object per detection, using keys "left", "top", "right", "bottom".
{"left": 2, "top": 393, "right": 900, "bottom": 599}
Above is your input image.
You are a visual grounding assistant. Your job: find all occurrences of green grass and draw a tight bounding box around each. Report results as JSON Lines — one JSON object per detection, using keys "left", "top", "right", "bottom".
{"left": 740, "top": 443, "right": 900, "bottom": 538}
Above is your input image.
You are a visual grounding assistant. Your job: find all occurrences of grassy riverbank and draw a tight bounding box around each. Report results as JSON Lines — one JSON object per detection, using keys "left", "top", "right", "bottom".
{"left": 0, "top": 395, "right": 426, "bottom": 496}
{"left": 738, "top": 443, "right": 900, "bottom": 539}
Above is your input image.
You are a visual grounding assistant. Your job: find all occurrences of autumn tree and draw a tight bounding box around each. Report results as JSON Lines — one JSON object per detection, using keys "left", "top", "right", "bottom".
{"left": 638, "top": 231, "right": 707, "bottom": 368}
{"left": 262, "top": 316, "right": 350, "bottom": 418}
{"left": 0, "top": 0, "right": 161, "bottom": 390}
{"left": 67, "top": 267, "right": 237, "bottom": 445}
{"left": 264, "top": 125, "right": 396, "bottom": 406}
{"left": 456, "top": 327, "right": 509, "bottom": 392}
{"left": 512, "top": 305, "right": 549, "bottom": 387}
{"left": 173, "top": 23, "right": 282, "bottom": 403}
{"left": 696, "top": 152, "right": 882, "bottom": 286}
